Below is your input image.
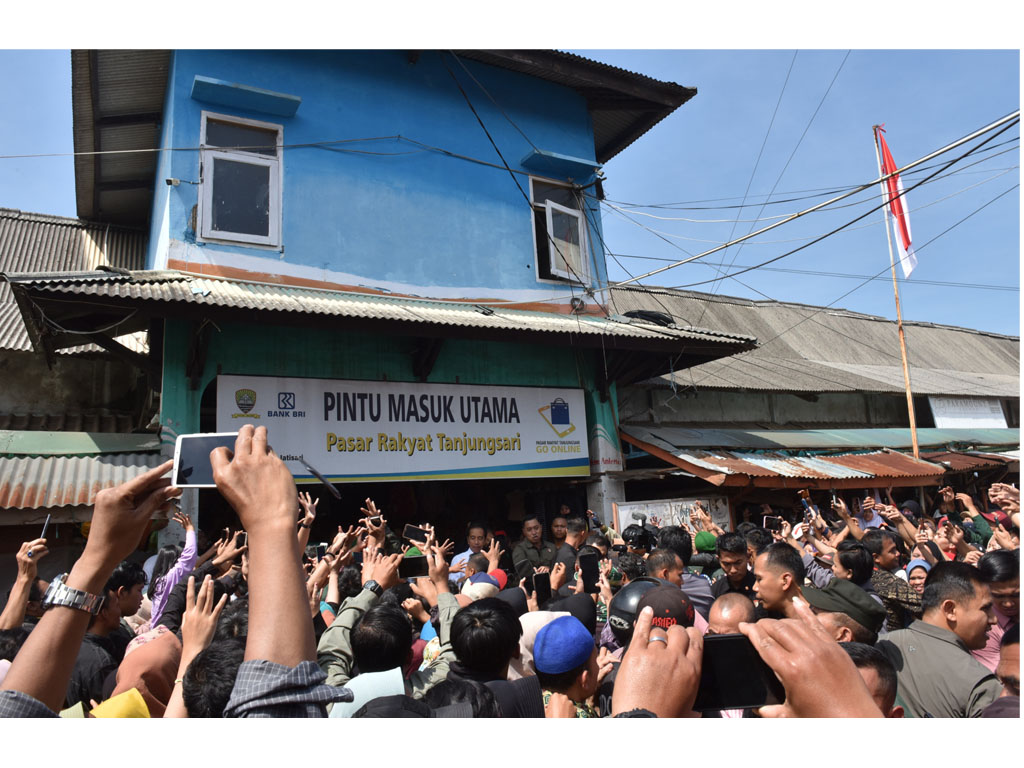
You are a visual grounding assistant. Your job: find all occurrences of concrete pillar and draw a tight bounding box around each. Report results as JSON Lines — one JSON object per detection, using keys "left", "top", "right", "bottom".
{"left": 587, "top": 473, "right": 624, "bottom": 529}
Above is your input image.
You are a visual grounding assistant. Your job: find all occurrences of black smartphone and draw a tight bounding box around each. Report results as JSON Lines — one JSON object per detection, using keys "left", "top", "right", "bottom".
{"left": 533, "top": 572, "right": 552, "bottom": 605}
{"left": 172, "top": 432, "right": 238, "bottom": 487}
{"left": 368, "top": 516, "right": 383, "bottom": 527}
{"left": 579, "top": 552, "right": 600, "bottom": 593}
{"left": 611, "top": 543, "right": 627, "bottom": 553}
{"left": 236, "top": 531, "right": 247, "bottom": 548}
{"left": 399, "top": 555, "right": 430, "bottom": 579}
{"left": 402, "top": 525, "right": 431, "bottom": 542}
{"left": 316, "top": 544, "right": 327, "bottom": 560}
{"left": 763, "top": 516, "right": 784, "bottom": 532}
{"left": 692, "top": 633, "right": 785, "bottom": 712}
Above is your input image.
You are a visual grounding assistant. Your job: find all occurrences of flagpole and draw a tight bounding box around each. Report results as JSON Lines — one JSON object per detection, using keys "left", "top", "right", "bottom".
{"left": 873, "top": 125, "right": 920, "bottom": 460}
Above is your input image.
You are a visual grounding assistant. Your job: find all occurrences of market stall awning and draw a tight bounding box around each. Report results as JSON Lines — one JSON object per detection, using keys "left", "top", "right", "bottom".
{"left": 618, "top": 425, "right": 1020, "bottom": 452}
{"left": 620, "top": 428, "right": 949, "bottom": 489}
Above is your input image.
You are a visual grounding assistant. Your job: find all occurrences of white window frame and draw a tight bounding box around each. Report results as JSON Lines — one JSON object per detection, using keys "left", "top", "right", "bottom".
{"left": 544, "top": 199, "right": 587, "bottom": 282}
{"left": 529, "top": 177, "right": 591, "bottom": 286}
{"left": 198, "top": 111, "right": 283, "bottom": 249}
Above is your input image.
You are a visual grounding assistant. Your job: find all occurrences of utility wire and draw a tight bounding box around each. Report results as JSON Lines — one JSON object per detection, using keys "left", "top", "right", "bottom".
{"left": 665, "top": 117, "right": 1018, "bottom": 290}
{"left": 683, "top": 182, "right": 1020, "bottom": 390}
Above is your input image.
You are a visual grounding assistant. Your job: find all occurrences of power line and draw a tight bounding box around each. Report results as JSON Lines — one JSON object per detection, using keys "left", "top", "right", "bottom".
{"left": 662, "top": 115, "right": 1020, "bottom": 290}
{"left": 684, "top": 182, "right": 1020, "bottom": 390}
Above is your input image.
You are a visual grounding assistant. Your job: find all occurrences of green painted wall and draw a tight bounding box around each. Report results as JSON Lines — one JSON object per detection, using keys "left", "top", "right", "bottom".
{"left": 160, "top": 319, "right": 619, "bottom": 445}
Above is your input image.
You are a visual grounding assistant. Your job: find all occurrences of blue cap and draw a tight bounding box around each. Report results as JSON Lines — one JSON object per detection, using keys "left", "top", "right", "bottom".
{"left": 533, "top": 616, "right": 594, "bottom": 675}
{"left": 468, "top": 572, "right": 499, "bottom": 588}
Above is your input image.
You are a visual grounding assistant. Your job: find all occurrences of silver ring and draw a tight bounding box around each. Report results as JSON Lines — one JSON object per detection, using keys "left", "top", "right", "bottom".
{"left": 649, "top": 635, "right": 668, "bottom": 644}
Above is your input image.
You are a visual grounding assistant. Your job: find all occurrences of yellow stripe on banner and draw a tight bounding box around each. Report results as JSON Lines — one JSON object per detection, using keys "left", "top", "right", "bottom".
{"left": 295, "top": 466, "right": 591, "bottom": 483}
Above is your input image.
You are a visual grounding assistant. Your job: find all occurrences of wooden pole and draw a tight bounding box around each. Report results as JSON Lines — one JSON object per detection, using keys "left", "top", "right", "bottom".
{"left": 872, "top": 125, "right": 920, "bottom": 459}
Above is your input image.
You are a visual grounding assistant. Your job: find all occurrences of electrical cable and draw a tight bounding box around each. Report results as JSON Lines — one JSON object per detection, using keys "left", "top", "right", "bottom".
{"left": 663, "top": 116, "right": 1020, "bottom": 290}
{"left": 603, "top": 164, "right": 1018, "bottom": 248}
{"left": 683, "top": 182, "right": 1020, "bottom": 390}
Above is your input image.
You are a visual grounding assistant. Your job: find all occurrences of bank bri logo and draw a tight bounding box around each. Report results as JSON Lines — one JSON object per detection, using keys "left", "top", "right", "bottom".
{"left": 278, "top": 392, "right": 296, "bottom": 410}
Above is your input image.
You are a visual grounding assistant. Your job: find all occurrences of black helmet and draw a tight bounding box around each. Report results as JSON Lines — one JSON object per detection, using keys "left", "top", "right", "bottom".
{"left": 607, "top": 577, "right": 661, "bottom": 646}
{"left": 621, "top": 524, "right": 655, "bottom": 552}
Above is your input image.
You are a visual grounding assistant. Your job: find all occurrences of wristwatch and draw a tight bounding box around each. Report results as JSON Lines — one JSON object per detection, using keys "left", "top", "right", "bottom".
{"left": 41, "top": 573, "right": 106, "bottom": 615}
{"left": 362, "top": 579, "right": 383, "bottom": 597}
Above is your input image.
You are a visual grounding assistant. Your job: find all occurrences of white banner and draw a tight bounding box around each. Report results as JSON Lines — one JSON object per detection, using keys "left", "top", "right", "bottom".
{"left": 216, "top": 375, "right": 589, "bottom": 482}
{"left": 613, "top": 496, "right": 732, "bottom": 533}
{"left": 928, "top": 396, "right": 1007, "bottom": 429}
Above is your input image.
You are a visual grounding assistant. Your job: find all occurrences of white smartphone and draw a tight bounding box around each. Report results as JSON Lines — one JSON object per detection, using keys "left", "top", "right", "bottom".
{"left": 172, "top": 432, "right": 239, "bottom": 487}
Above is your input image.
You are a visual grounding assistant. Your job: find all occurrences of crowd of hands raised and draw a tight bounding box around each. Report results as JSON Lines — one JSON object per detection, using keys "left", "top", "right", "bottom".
{"left": 0, "top": 424, "right": 1017, "bottom": 718}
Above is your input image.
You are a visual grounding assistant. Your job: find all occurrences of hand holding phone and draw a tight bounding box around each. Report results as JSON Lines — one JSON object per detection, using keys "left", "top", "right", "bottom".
{"left": 693, "top": 633, "right": 785, "bottom": 712}
{"left": 578, "top": 552, "right": 600, "bottom": 593}
{"left": 172, "top": 433, "right": 241, "bottom": 487}
{"left": 532, "top": 571, "right": 552, "bottom": 605}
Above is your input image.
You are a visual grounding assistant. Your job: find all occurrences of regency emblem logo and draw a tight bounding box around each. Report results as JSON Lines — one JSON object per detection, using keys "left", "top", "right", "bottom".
{"left": 231, "top": 388, "right": 260, "bottom": 419}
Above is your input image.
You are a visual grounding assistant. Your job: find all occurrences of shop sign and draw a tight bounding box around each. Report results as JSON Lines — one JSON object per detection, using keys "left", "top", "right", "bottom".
{"left": 216, "top": 375, "right": 590, "bottom": 482}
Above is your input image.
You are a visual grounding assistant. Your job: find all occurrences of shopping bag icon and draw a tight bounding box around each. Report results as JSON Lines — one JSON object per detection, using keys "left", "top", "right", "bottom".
{"left": 550, "top": 398, "right": 569, "bottom": 425}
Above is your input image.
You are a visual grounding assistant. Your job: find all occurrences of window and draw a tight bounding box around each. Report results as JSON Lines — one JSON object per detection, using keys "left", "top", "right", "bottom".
{"left": 199, "top": 112, "right": 282, "bottom": 247}
{"left": 531, "top": 179, "right": 589, "bottom": 284}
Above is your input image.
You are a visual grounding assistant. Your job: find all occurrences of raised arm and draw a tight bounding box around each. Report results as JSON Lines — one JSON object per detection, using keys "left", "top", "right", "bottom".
{"left": 211, "top": 425, "right": 312, "bottom": 667}
{"left": 0, "top": 539, "right": 49, "bottom": 631}
{"left": 1, "top": 460, "right": 178, "bottom": 713}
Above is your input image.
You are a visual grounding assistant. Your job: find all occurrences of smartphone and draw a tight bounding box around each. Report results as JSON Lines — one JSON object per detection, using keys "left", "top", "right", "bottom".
{"left": 533, "top": 571, "right": 552, "bottom": 605}
{"left": 368, "top": 516, "right": 383, "bottom": 527}
{"left": 236, "top": 531, "right": 247, "bottom": 548}
{"left": 40, "top": 513, "right": 51, "bottom": 540}
{"left": 304, "top": 545, "right": 317, "bottom": 560}
{"left": 402, "top": 525, "right": 431, "bottom": 542}
{"left": 578, "top": 552, "right": 600, "bottom": 593}
{"left": 763, "top": 516, "right": 783, "bottom": 532}
{"left": 399, "top": 555, "right": 430, "bottom": 579}
{"left": 611, "top": 543, "right": 628, "bottom": 554}
{"left": 316, "top": 544, "right": 327, "bottom": 560}
{"left": 798, "top": 489, "right": 812, "bottom": 510}
{"left": 172, "top": 432, "right": 239, "bottom": 487}
{"left": 692, "top": 633, "right": 785, "bottom": 712}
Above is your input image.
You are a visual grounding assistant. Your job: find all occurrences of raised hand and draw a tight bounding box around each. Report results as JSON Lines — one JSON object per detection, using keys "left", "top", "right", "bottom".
{"left": 484, "top": 537, "right": 505, "bottom": 570}
{"left": 611, "top": 605, "right": 703, "bottom": 717}
{"left": 402, "top": 597, "right": 430, "bottom": 625}
{"left": 298, "top": 491, "right": 319, "bottom": 525}
{"left": 172, "top": 509, "right": 195, "bottom": 531}
{"left": 87, "top": 459, "right": 179, "bottom": 570}
{"left": 17, "top": 538, "right": 48, "bottom": 573}
{"left": 210, "top": 426, "right": 296, "bottom": 535}
{"left": 181, "top": 574, "right": 228, "bottom": 655}
{"left": 550, "top": 561, "right": 569, "bottom": 592}
{"left": 739, "top": 597, "right": 882, "bottom": 718}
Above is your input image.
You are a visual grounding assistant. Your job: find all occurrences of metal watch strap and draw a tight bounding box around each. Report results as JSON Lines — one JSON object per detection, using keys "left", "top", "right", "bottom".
{"left": 42, "top": 573, "right": 106, "bottom": 615}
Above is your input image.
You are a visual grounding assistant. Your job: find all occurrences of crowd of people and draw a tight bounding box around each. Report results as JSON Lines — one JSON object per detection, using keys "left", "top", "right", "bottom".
{"left": 0, "top": 424, "right": 1019, "bottom": 718}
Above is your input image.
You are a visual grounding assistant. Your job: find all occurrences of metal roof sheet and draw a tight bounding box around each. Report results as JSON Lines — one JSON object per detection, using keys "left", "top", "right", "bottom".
{"left": 0, "top": 452, "right": 163, "bottom": 509}
{"left": 10, "top": 270, "right": 755, "bottom": 348}
{"left": 619, "top": 425, "right": 1021, "bottom": 451}
{"left": 610, "top": 286, "right": 1019, "bottom": 397}
{"left": 0, "top": 412, "right": 139, "bottom": 433}
{"left": 657, "top": 448, "right": 945, "bottom": 482}
{"left": 1, "top": 208, "right": 148, "bottom": 353}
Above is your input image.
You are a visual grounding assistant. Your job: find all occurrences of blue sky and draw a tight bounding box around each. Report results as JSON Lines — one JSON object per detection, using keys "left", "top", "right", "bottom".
{"left": 0, "top": 46, "right": 1019, "bottom": 338}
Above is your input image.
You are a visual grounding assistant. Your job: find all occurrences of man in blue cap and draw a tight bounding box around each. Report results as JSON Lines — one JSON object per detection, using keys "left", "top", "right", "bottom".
{"left": 532, "top": 615, "right": 612, "bottom": 717}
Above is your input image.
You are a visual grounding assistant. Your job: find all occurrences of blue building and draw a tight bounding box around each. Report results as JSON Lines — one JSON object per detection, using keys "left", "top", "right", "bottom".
{"left": 7, "top": 50, "right": 753, "bottom": 539}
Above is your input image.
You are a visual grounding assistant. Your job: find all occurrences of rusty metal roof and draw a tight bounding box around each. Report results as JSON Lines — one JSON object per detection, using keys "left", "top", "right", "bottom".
{"left": 611, "top": 286, "right": 1020, "bottom": 398}
{"left": 0, "top": 208, "right": 148, "bottom": 353}
{"left": 919, "top": 450, "right": 1017, "bottom": 473}
{"left": 0, "top": 452, "right": 164, "bottom": 509}
{"left": 620, "top": 426, "right": 950, "bottom": 488}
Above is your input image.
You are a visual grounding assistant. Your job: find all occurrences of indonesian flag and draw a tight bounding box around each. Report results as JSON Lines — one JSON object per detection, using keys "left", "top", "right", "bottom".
{"left": 878, "top": 129, "right": 918, "bottom": 278}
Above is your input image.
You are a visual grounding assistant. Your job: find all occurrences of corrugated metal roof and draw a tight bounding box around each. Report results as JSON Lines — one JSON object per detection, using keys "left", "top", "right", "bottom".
{"left": 10, "top": 270, "right": 756, "bottom": 348}
{"left": 0, "top": 453, "right": 163, "bottom": 509}
{"left": 0, "top": 412, "right": 139, "bottom": 433}
{"left": 1, "top": 208, "right": 148, "bottom": 353}
{"left": 619, "top": 425, "right": 1021, "bottom": 451}
{"left": 919, "top": 450, "right": 1017, "bottom": 472}
{"left": 662, "top": 448, "right": 944, "bottom": 482}
{"left": 610, "top": 286, "right": 1019, "bottom": 397}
